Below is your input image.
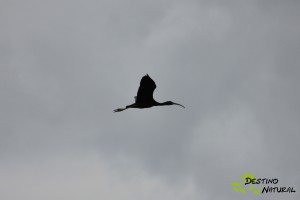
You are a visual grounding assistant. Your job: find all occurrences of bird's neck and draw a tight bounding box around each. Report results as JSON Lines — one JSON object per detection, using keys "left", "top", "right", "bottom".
{"left": 156, "top": 101, "right": 170, "bottom": 106}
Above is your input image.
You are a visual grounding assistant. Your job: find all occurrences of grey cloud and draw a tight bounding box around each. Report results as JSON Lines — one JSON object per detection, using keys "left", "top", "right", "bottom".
{"left": 1, "top": 0, "right": 299, "bottom": 199}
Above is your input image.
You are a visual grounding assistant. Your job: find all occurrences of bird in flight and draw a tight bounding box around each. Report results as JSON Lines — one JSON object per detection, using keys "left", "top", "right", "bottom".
{"left": 114, "top": 74, "right": 185, "bottom": 112}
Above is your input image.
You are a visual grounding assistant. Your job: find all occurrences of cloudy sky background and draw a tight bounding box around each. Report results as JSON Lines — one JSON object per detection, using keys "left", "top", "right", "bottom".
{"left": 1, "top": 0, "right": 299, "bottom": 199}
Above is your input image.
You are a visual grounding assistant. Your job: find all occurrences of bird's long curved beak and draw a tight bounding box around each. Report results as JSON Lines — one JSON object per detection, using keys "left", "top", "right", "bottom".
{"left": 173, "top": 102, "right": 185, "bottom": 108}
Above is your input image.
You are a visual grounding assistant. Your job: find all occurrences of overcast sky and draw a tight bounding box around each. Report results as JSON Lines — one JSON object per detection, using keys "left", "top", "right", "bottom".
{"left": 1, "top": 0, "right": 299, "bottom": 199}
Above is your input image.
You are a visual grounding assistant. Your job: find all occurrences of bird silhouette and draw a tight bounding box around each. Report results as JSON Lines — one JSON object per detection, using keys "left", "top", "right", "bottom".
{"left": 114, "top": 74, "right": 185, "bottom": 112}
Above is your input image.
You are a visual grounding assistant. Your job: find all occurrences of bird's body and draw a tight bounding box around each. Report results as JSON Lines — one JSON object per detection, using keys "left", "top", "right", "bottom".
{"left": 114, "top": 74, "right": 184, "bottom": 112}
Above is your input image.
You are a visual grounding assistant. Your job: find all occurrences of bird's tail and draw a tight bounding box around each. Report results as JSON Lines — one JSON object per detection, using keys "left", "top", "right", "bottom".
{"left": 113, "top": 107, "right": 127, "bottom": 112}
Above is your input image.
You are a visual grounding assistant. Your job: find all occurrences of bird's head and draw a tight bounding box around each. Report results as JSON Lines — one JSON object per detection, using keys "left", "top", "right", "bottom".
{"left": 164, "top": 101, "right": 185, "bottom": 108}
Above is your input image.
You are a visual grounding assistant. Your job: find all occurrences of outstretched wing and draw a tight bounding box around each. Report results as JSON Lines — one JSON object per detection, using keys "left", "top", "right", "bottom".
{"left": 136, "top": 74, "right": 156, "bottom": 103}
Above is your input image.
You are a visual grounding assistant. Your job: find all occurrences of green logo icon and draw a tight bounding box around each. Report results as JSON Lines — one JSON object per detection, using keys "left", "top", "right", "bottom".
{"left": 231, "top": 173, "right": 262, "bottom": 195}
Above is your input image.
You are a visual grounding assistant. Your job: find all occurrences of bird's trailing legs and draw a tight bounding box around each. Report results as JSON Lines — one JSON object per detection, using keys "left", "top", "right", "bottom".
{"left": 113, "top": 104, "right": 135, "bottom": 112}
{"left": 113, "top": 108, "right": 127, "bottom": 112}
